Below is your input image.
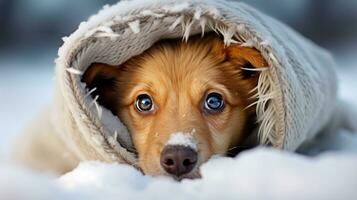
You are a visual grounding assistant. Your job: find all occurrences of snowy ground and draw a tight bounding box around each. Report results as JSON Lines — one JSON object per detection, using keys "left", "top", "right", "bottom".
{"left": 0, "top": 50, "right": 356, "bottom": 199}
{"left": 0, "top": 51, "right": 55, "bottom": 158}
{"left": 1, "top": 148, "right": 357, "bottom": 200}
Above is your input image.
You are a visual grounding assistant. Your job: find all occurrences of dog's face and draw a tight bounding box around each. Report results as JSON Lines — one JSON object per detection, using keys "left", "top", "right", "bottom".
{"left": 82, "top": 34, "right": 267, "bottom": 179}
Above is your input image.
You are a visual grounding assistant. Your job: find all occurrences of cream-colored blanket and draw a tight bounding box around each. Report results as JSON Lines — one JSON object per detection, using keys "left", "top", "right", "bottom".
{"left": 12, "top": 0, "right": 353, "bottom": 174}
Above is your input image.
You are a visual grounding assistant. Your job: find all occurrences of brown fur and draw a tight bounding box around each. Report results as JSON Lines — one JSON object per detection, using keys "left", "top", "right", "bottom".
{"left": 82, "top": 33, "right": 267, "bottom": 177}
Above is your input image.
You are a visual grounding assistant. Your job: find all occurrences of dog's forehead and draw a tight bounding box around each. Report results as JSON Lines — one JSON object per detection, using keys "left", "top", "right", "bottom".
{"left": 132, "top": 68, "right": 222, "bottom": 97}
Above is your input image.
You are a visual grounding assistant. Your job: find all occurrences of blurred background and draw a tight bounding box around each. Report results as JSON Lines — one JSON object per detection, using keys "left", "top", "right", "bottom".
{"left": 0, "top": 0, "right": 356, "bottom": 156}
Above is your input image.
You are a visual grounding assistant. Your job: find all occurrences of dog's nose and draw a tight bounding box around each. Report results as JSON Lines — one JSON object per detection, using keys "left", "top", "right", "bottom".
{"left": 160, "top": 145, "right": 198, "bottom": 177}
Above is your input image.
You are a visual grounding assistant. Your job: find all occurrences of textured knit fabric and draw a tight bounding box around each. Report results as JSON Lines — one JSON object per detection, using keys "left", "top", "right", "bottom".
{"left": 13, "top": 0, "right": 353, "bottom": 174}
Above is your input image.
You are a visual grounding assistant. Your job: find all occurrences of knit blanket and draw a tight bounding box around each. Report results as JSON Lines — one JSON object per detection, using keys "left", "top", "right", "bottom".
{"left": 12, "top": 0, "right": 354, "bottom": 174}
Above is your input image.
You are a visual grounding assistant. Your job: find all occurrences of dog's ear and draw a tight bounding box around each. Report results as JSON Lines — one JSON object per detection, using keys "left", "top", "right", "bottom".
{"left": 82, "top": 63, "right": 121, "bottom": 113}
{"left": 225, "top": 44, "right": 268, "bottom": 79}
{"left": 82, "top": 63, "right": 120, "bottom": 89}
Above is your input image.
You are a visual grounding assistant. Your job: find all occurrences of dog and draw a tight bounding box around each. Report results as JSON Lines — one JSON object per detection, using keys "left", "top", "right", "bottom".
{"left": 82, "top": 33, "right": 267, "bottom": 179}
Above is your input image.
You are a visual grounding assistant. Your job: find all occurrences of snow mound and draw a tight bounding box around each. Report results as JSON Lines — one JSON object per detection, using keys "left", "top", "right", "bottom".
{"left": 1, "top": 147, "right": 357, "bottom": 200}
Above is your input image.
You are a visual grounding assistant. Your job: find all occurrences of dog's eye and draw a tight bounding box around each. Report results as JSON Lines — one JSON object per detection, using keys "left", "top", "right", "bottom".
{"left": 204, "top": 92, "right": 224, "bottom": 112}
{"left": 135, "top": 94, "right": 153, "bottom": 112}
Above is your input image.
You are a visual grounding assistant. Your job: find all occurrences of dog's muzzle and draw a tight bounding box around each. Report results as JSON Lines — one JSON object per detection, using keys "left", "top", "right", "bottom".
{"left": 161, "top": 132, "right": 198, "bottom": 177}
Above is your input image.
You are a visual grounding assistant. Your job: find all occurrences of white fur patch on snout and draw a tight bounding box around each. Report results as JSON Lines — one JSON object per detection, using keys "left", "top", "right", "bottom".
{"left": 166, "top": 132, "right": 197, "bottom": 150}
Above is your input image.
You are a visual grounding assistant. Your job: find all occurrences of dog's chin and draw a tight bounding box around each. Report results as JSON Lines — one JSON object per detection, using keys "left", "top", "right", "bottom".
{"left": 161, "top": 169, "right": 202, "bottom": 181}
{"left": 176, "top": 169, "right": 202, "bottom": 181}
{"left": 143, "top": 167, "right": 202, "bottom": 181}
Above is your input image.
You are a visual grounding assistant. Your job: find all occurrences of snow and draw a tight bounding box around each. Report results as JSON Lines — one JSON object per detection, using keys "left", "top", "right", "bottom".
{"left": 166, "top": 131, "right": 198, "bottom": 150}
{"left": 1, "top": 148, "right": 357, "bottom": 200}
{"left": 0, "top": 55, "right": 54, "bottom": 158}
{"left": 0, "top": 49, "right": 357, "bottom": 200}
{"left": 162, "top": 2, "right": 190, "bottom": 13}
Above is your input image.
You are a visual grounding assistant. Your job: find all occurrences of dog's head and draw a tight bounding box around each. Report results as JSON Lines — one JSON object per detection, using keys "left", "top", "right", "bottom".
{"left": 82, "top": 34, "right": 267, "bottom": 179}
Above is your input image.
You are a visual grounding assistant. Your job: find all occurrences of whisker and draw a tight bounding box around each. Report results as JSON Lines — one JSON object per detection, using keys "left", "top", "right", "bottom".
{"left": 227, "top": 145, "right": 251, "bottom": 151}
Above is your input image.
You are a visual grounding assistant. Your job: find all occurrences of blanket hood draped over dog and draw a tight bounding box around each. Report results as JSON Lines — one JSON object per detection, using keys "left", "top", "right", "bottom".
{"left": 15, "top": 0, "right": 353, "bottom": 172}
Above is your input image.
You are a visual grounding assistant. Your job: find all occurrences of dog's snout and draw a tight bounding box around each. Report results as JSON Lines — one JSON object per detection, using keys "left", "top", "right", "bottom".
{"left": 160, "top": 145, "right": 198, "bottom": 177}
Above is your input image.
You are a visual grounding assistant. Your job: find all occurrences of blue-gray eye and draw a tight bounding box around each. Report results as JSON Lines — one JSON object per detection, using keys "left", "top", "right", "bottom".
{"left": 204, "top": 92, "right": 224, "bottom": 112}
{"left": 135, "top": 94, "right": 153, "bottom": 112}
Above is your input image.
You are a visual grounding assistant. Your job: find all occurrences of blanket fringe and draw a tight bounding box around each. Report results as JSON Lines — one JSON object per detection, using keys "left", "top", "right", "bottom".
{"left": 66, "top": 67, "right": 83, "bottom": 75}
{"left": 128, "top": 20, "right": 140, "bottom": 34}
{"left": 90, "top": 95, "right": 103, "bottom": 120}
{"left": 84, "top": 87, "right": 97, "bottom": 98}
